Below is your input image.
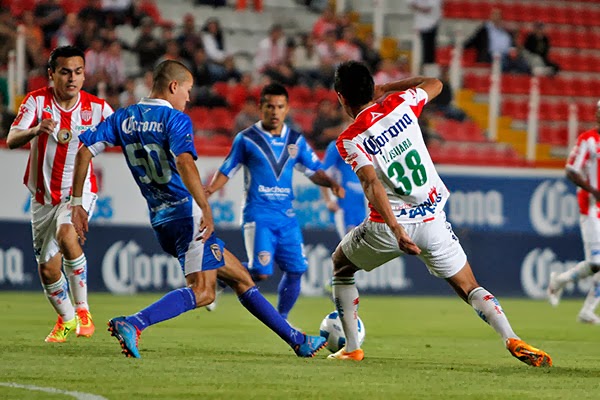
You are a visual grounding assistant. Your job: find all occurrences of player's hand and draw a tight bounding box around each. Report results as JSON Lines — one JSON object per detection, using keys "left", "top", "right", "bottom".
{"left": 332, "top": 185, "right": 345, "bottom": 199}
{"left": 373, "top": 84, "right": 388, "bottom": 101}
{"left": 35, "top": 119, "right": 57, "bottom": 137}
{"left": 198, "top": 216, "right": 214, "bottom": 242}
{"left": 391, "top": 224, "right": 421, "bottom": 255}
{"left": 71, "top": 205, "right": 89, "bottom": 245}
{"left": 326, "top": 200, "right": 340, "bottom": 212}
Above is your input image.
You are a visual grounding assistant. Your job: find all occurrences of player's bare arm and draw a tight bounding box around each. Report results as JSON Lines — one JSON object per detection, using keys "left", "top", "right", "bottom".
{"left": 356, "top": 165, "right": 421, "bottom": 255}
{"left": 320, "top": 187, "right": 340, "bottom": 212}
{"left": 176, "top": 152, "right": 214, "bottom": 242}
{"left": 375, "top": 77, "right": 442, "bottom": 102}
{"left": 566, "top": 168, "right": 600, "bottom": 201}
{"left": 205, "top": 171, "right": 230, "bottom": 198}
{"left": 7, "top": 119, "right": 57, "bottom": 149}
{"left": 309, "top": 169, "right": 345, "bottom": 198}
{"left": 71, "top": 146, "right": 94, "bottom": 244}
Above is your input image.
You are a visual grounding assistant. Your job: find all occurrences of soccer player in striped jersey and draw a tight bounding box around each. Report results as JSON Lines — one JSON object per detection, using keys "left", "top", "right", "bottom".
{"left": 206, "top": 83, "right": 344, "bottom": 323}
{"left": 7, "top": 46, "right": 113, "bottom": 343}
{"left": 70, "top": 60, "right": 326, "bottom": 358}
{"left": 327, "top": 61, "right": 552, "bottom": 367}
{"left": 547, "top": 100, "right": 600, "bottom": 324}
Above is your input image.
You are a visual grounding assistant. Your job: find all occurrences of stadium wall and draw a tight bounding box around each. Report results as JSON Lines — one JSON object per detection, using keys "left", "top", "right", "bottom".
{"left": 0, "top": 149, "right": 585, "bottom": 298}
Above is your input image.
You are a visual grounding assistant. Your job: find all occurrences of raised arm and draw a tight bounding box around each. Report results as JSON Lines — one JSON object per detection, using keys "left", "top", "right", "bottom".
{"left": 176, "top": 152, "right": 214, "bottom": 242}
{"left": 309, "top": 169, "right": 345, "bottom": 199}
{"left": 7, "top": 119, "right": 56, "bottom": 149}
{"left": 356, "top": 165, "right": 420, "bottom": 255}
{"left": 375, "top": 76, "right": 443, "bottom": 102}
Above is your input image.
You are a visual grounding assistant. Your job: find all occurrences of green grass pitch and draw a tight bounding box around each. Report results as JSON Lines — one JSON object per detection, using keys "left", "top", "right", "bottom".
{"left": 0, "top": 291, "right": 599, "bottom": 399}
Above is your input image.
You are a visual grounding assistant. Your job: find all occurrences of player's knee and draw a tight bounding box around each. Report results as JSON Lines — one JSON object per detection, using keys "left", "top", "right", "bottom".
{"left": 56, "top": 224, "right": 78, "bottom": 251}
{"left": 191, "top": 286, "right": 216, "bottom": 307}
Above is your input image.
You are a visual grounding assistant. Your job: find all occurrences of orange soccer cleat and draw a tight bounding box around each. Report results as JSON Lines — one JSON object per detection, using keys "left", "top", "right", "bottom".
{"left": 76, "top": 308, "right": 95, "bottom": 337}
{"left": 327, "top": 347, "right": 365, "bottom": 361}
{"left": 506, "top": 338, "right": 552, "bottom": 367}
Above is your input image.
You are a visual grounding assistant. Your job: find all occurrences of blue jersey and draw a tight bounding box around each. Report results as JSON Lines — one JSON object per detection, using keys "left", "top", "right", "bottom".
{"left": 219, "top": 122, "right": 322, "bottom": 222}
{"left": 322, "top": 141, "right": 366, "bottom": 215}
{"left": 79, "top": 98, "right": 197, "bottom": 227}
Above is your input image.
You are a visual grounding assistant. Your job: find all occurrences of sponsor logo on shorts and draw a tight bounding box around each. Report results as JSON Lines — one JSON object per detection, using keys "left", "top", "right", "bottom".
{"left": 210, "top": 244, "right": 222, "bottom": 262}
{"left": 258, "top": 251, "right": 271, "bottom": 266}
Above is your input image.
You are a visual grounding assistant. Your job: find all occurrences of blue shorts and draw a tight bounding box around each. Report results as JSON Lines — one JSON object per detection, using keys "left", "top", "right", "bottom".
{"left": 154, "top": 216, "right": 225, "bottom": 276}
{"left": 243, "top": 217, "right": 307, "bottom": 276}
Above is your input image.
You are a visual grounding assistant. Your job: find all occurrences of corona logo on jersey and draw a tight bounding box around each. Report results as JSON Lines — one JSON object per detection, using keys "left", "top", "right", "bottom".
{"left": 521, "top": 247, "right": 583, "bottom": 299}
{"left": 529, "top": 180, "right": 578, "bottom": 236}
{"left": 57, "top": 129, "right": 72, "bottom": 144}
{"left": 362, "top": 113, "right": 415, "bottom": 156}
{"left": 121, "top": 116, "right": 165, "bottom": 135}
{"left": 102, "top": 240, "right": 185, "bottom": 294}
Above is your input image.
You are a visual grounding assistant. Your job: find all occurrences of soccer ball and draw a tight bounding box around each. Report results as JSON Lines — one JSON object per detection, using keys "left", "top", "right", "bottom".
{"left": 319, "top": 310, "right": 365, "bottom": 353}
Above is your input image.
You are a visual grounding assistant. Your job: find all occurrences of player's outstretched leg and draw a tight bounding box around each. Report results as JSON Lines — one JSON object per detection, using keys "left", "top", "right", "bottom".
{"left": 293, "top": 334, "right": 328, "bottom": 358}
{"left": 506, "top": 338, "right": 552, "bottom": 367}
{"left": 577, "top": 273, "right": 600, "bottom": 324}
{"left": 108, "top": 317, "right": 141, "bottom": 358}
{"left": 547, "top": 271, "right": 565, "bottom": 307}
{"left": 547, "top": 262, "right": 597, "bottom": 307}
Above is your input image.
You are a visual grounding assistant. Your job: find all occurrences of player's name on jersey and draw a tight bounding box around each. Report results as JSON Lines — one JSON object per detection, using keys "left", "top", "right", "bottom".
{"left": 380, "top": 138, "right": 413, "bottom": 164}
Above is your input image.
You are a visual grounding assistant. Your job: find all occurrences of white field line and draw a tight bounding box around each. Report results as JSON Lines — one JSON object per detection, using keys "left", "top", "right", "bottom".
{"left": 0, "top": 382, "right": 108, "bottom": 400}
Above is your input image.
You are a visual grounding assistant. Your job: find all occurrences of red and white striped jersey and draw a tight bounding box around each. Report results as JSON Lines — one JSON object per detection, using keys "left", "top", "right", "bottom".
{"left": 336, "top": 87, "right": 449, "bottom": 223}
{"left": 11, "top": 87, "right": 113, "bottom": 205}
{"left": 566, "top": 128, "right": 600, "bottom": 217}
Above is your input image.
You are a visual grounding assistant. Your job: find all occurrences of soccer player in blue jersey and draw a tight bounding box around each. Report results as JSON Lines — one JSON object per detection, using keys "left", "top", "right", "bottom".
{"left": 69, "top": 60, "right": 327, "bottom": 358}
{"left": 206, "top": 83, "right": 344, "bottom": 322}
{"left": 320, "top": 139, "right": 367, "bottom": 240}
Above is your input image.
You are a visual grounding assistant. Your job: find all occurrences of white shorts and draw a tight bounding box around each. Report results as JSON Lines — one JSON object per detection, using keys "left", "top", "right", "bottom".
{"left": 580, "top": 215, "right": 600, "bottom": 264}
{"left": 31, "top": 193, "right": 97, "bottom": 264}
{"left": 340, "top": 211, "right": 467, "bottom": 278}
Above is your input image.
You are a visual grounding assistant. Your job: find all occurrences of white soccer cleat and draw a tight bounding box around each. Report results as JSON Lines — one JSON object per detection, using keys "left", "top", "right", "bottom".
{"left": 547, "top": 272, "right": 564, "bottom": 307}
{"left": 577, "top": 311, "right": 600, "bottom": 325}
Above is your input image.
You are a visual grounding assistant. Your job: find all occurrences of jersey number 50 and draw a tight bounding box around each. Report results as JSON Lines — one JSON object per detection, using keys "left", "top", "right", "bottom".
{"left": 125, "top": 143, "right": 172, "bottom": 184}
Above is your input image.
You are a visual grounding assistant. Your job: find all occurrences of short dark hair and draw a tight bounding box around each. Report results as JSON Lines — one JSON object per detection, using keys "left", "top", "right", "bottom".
{"left": 48, "top": 46, "right": 85, "bottom": 71}
{"left": 334, "top": 61, "right": 374, "bottom": 109}
{"left": 152, "top": 60, "right": 192, "bottom": 92}
{"left": 259, "top": 82, "right": 288, "bottom": 104}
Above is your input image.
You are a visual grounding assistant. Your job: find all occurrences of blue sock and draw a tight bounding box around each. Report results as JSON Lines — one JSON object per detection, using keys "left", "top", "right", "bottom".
{"left": 239, "top": 286, "right": 303, "bottom": 347}
{"left": 277, "top": 272, "right": 302, "bottom": 320}
{"left": 126, "top": 287, "right": 196, "bottom": 331}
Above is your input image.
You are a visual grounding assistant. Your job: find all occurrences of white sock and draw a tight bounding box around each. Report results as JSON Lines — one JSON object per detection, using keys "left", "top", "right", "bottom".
{"left": 555, "top": 261, "right": 594, "bottom": 288}
{"left": 332, "top": 276, "right": 361, "bottom": 352}
{"left": 468, "top": 287, "right": 517, "bottom": 342}
{"left": 580, "top": 272, "right": 600, "bottom": 315}
{"left": 64, "top": 254, "right": 88, "bottom": 310}
{"left": 43, "top": 274, "right": 75, "bottom": 321}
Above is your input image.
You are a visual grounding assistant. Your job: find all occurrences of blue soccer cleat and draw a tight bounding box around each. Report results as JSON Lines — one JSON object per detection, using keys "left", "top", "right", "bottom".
{"left": 107, "top": 317, "right": 141, "bottom": 358}
{"left": 294, "top": 334, "right": 327, "bottom": 358}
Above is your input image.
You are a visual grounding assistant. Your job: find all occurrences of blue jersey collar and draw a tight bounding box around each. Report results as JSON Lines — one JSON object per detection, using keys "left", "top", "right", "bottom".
{"left": 139, "top": 98, "right": 173, "bottom": 108}
{"left": 255, "top": 121, "right": 288, "bottom": 139}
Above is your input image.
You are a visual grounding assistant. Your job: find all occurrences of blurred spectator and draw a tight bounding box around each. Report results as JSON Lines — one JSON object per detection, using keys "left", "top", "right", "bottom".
{"left": 34, "top": 0, "right": 66, "bottom": 48}
{"left": 292, "top": 33, "right": 324, "bottom": 88}
{"left": 177, "top": 13, "right": 203, "bottom": 51}
{"left": 129, "top": 0, "right": 163, "bottom": 27}
{"left": 356, "top": 31, "right": 381, "bottom": 72}
{"left": 254, "top": 24, "right": 287, "bottom": 73}
{"left": 103, "top": 40, "right": 127, "bottom": 90}
{"left": 309, "top": 98, "right": 343, "bottom": 150}
{"left": 312, "top": 6, "right": 337, "bottom": 41}
{"left": 133, "top": 17, "right": 164, "bottom": 71}
{"left": 428, "top": 67, "right": 468, "bottom": 122}
{"left": 134, "top": 69, "right": 153, "bottom": 99}
{"left": 21, "top": 10, "right": 44, "bottom": 51}
{"left": 74, "top": 18, "right": 100, "bottom": 51}
{"left": 408, "top": 0, "right": 442, "bottom": 69}
{"left": 0, "top": 92, "right": 15, "bottom": 140}
{"left": 335, "top": 26, "right": 362, "bottom": 62}
{"left": 502, "top": 46, "right": 531, "bottom": 75}
{"left": 0, "top": 9, "right": 16, "bottom": 63}
{"left": 233, "top": 96, "right": 260, "bottom": 133}
{"left": 374, "top": 58, "right": 411, "bottom": 86}
{"left": 54, "top": 13, "right": 80, "bottom": 47}
{"left": 83, "top": 37, "right": 105, "bottom": 91}
{"left": 78, "top": 0, "right": 106, "bottom": 27}
{"left": 201, "top": 17, "right": 228, "bottom": 64}
{"left": 263, "top": 37, "right": 299, "bottom": 86}
{"left": 523, "top": 22, "right": 560, "bottom": 75}
{"left": 119, "top": 77, "right": 138, "bottom": 107}
{"left": 236, "top": 0, "right": 263, "bottom": 12}
{"left": 102, "top": 0, "right": 132, "bottom": 25}
{"left": 464, "top": 8, "right": 513, "bottom": 63}
{"left": 190, "top": 48, "right": 228, "bottom": 108}
{"left": 156, "top": 39, "right": 191, "bottom": 69}
{"left": 218, "top": 56, "right": 243, "bottom": 83}
{"left": 195, "top": 0, "right": 226, "bottom": 6}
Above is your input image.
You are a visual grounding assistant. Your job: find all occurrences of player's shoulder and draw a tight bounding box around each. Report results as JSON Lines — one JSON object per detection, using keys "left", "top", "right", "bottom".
{"left": 24, "top": 86, "right": 52, "bottom": 102}
{"left": 80, "top": 90, "right": 110, "bottom": 106}
{"left": 579, "top": 128, "right": 600, "bottom": 140}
